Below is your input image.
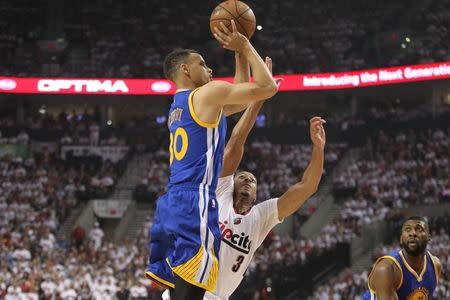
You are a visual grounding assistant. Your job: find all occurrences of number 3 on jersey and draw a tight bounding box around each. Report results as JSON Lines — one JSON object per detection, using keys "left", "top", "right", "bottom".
{"left": 232, "top": 255, "right": 244, "bottom": 272}
{"left": 169, "top": 127, "right": 188, "bottom": 164}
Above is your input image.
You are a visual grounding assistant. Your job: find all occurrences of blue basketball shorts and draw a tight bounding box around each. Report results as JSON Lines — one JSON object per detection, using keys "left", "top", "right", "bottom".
{"left": 145, "top": 186, "right": 221, "bottom": 292}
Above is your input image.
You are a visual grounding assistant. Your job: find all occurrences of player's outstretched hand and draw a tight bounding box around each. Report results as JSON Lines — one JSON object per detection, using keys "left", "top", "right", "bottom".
{"left": 310, "top": 117, "right": 326, "bottom": 150}
{"left": 213, "top": 20, "right": 249, "bottom": 52}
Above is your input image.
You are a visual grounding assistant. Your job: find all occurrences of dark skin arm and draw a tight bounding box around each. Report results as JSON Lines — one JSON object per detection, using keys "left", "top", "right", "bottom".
{"left": 276, "top": 117, "right": 325, "bottom": 220}
{"left": 369, "top": 259, "right": 402, "bottom": 300}
{"left": 220, "top": 100, "right": 264, "bottom": 177}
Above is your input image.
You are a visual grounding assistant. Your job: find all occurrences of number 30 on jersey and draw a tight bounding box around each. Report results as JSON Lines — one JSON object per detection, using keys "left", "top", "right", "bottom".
{"left": 169, "top": 127, "right": 188, "bottom": 164}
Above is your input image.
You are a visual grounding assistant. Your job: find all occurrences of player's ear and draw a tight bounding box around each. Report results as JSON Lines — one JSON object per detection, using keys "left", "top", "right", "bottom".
{"left": 180, "top": 64, "right": 190, "bottom": 76}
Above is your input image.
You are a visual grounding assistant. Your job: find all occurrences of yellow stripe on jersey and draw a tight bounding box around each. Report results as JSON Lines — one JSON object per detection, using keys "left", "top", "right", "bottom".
{"left": 169, "top": 246, "right": 219, "bottom": 292}
{"left": 188, "top": 88, "right": 223, "bottom": 128}
{"left": 428, "top": 251, "right": 441, "bottom": 283}
{"left": 367, "top": 255, "right": 404, "bottom": 293}
{"left": 145, "top": 271, "right": 175, "bottom": 289}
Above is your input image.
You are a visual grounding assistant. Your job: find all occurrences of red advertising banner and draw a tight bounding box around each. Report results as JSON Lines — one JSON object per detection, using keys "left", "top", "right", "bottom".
{"left": 0, "top": 62, "right": 449, "bottom": 95}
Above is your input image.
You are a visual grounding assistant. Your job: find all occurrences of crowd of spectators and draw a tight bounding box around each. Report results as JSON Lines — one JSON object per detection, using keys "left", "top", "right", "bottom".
{"left": 0, "top": 110, "right": 167, "bottom": 133}
{"left": 1, "top": 0, "right": 449, "bottom": 77}
{"left": 0, "top": 150, "right": 129, "bottom": 299}
{"left": 331, "top": 127, "right": 449, "bottom": 242}
{"left": 0, "top": 150, "right": 123, "bottom": 220}
{"left": 0, "top": 223, "right": 159, "bottom": 299}
{"left": 0, "top": 130, "right": 29, "bottom": 145}
{"left": 312, "top": 216, "right": 450, "bottom": 300}
{"left": 0, "top": 110, "right": 167, "bottom": 153}
{"left": 133, "top": 148, "right": 169, "bottom": 202}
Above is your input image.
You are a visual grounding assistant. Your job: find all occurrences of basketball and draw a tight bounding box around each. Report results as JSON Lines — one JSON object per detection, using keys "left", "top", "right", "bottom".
{"left": 210, "top": 0, "right": 256, "bottom": 39}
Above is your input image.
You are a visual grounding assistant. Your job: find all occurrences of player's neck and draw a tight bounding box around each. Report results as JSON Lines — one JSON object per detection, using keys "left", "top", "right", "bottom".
{"left": 234, "top": 203, "right": 251, "bottom": 215}
{"left": 176, "top": 84, "right": 196, "bottom": 91}
{"left": 175, "top": 78, "right": 198, "bottom": 91}
{"left": 401, "top": 249, "right": 425, "bottom": 273}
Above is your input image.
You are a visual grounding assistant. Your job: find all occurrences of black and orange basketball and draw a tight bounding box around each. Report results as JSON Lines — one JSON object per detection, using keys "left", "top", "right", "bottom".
{"left": 210, "top": 0, "right": 256, "bottom": 39}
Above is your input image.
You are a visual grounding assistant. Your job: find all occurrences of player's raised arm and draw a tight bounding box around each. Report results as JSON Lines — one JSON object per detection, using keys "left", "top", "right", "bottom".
{"left": 277, "top": 117, "right": 326, "bottom": 220}
{"left": 369, "top": 259, "right": 401, "bottom": 300}
{"left": 220, "top": 57, "right": 274, "bottom": 177}
{"left": 196, "top": 20, "right": 277, "bottom": 106}
{"left": 223, "top": 52, "right": 251, "bottom": 116}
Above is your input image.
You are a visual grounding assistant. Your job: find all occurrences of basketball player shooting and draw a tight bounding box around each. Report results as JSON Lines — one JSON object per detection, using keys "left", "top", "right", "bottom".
{"left": 145, "top": 18, "right": 278, "bottom": 300}
{"left": 163, "top": 57, "right": 326, "bottom": 300}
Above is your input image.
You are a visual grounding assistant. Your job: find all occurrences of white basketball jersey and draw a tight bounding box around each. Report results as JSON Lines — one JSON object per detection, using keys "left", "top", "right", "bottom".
{"left": 204, "top": 175, "right": 282, "bottom": 300}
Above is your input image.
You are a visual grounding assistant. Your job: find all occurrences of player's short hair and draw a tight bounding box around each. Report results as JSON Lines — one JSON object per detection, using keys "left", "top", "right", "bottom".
{"left": 402, "top": 216, "right": 429, "bottom": 232}
{"left": 235, "top": 171, "right": 257, "bottom": 184}
{"left": 163, "top": 49, "right": 199, "bottom": 81}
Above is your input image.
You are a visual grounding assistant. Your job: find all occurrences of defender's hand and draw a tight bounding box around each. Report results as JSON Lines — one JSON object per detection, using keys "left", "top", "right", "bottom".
{"left": 310, "top": 117, "right": 326, "bottom": 150}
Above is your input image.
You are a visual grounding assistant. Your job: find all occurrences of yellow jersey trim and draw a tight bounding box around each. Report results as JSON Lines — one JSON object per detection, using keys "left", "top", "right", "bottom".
{"left": 188, "top": 88, "right": 223, "bottom": 128}
{"left": 399, "top": 250, "right": 427, "bottom": 282}
{"left": 428, "top": 251, "right": 441, "bottom": 283}
{"left": 145, "top": 271, "right": 175, "bottom": 289}
{"left": 368, "top": 255, "right": 404, "bottom": 293}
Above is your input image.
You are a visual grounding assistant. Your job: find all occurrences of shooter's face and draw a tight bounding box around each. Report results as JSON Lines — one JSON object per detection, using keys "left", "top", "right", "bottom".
{"left": 184, "top": 53, "right": 213, "bottom": 87}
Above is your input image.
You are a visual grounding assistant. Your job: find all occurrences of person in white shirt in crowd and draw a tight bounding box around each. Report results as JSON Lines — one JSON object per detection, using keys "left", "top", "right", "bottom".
{"left": 41, "top": 275, "right": 57, "bottom": 299}
{"left": 39, "top": 229, "right": 56, "bottom": 253}
{"left": 129, "top": 279, "right": 148, "bottom": 299}
{"left": 88, "top": 222, "right": 104, "bottom": 251}
{"left": 100, "top": 174, "right": 114, "bottom": 188}
{"left": 5, "top": 283, "right": 21, "bottom": 300}
{"left": 60, "top": 283, "right": 77, "bottom": 300}
{"left": 163, "top": 58, "right": 326, "bottom": 300}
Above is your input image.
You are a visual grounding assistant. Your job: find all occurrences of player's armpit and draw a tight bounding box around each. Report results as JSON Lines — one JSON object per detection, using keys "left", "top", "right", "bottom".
{"left": 196, "top": 80, "right": 276, "bottom": 106}
{"left": 371, "top": 260, "right": 400, "bottom": 300}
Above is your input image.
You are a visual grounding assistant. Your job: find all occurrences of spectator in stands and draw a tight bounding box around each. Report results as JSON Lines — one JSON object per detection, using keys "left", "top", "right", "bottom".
{"left": 88, "top": 222, "right": 104, "bottom": 251}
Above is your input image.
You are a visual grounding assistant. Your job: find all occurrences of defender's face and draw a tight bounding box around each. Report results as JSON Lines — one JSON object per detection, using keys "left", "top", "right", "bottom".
{"left": 185, "top": 53, "right": 212, "bottom": 87}
{"left": 233, "top": 171, "right": 257, "bottom": 207}
{"left": 399, "top": 220, "right": 430, "bottom": 257}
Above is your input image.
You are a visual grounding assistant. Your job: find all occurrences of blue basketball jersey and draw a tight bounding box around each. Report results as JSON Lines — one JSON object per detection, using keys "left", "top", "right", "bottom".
{"left": 167, "top": 88, "right": 227, "bottom": 192}
{"left": 361, "top": 250, "right": 440, "bottom": 300}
